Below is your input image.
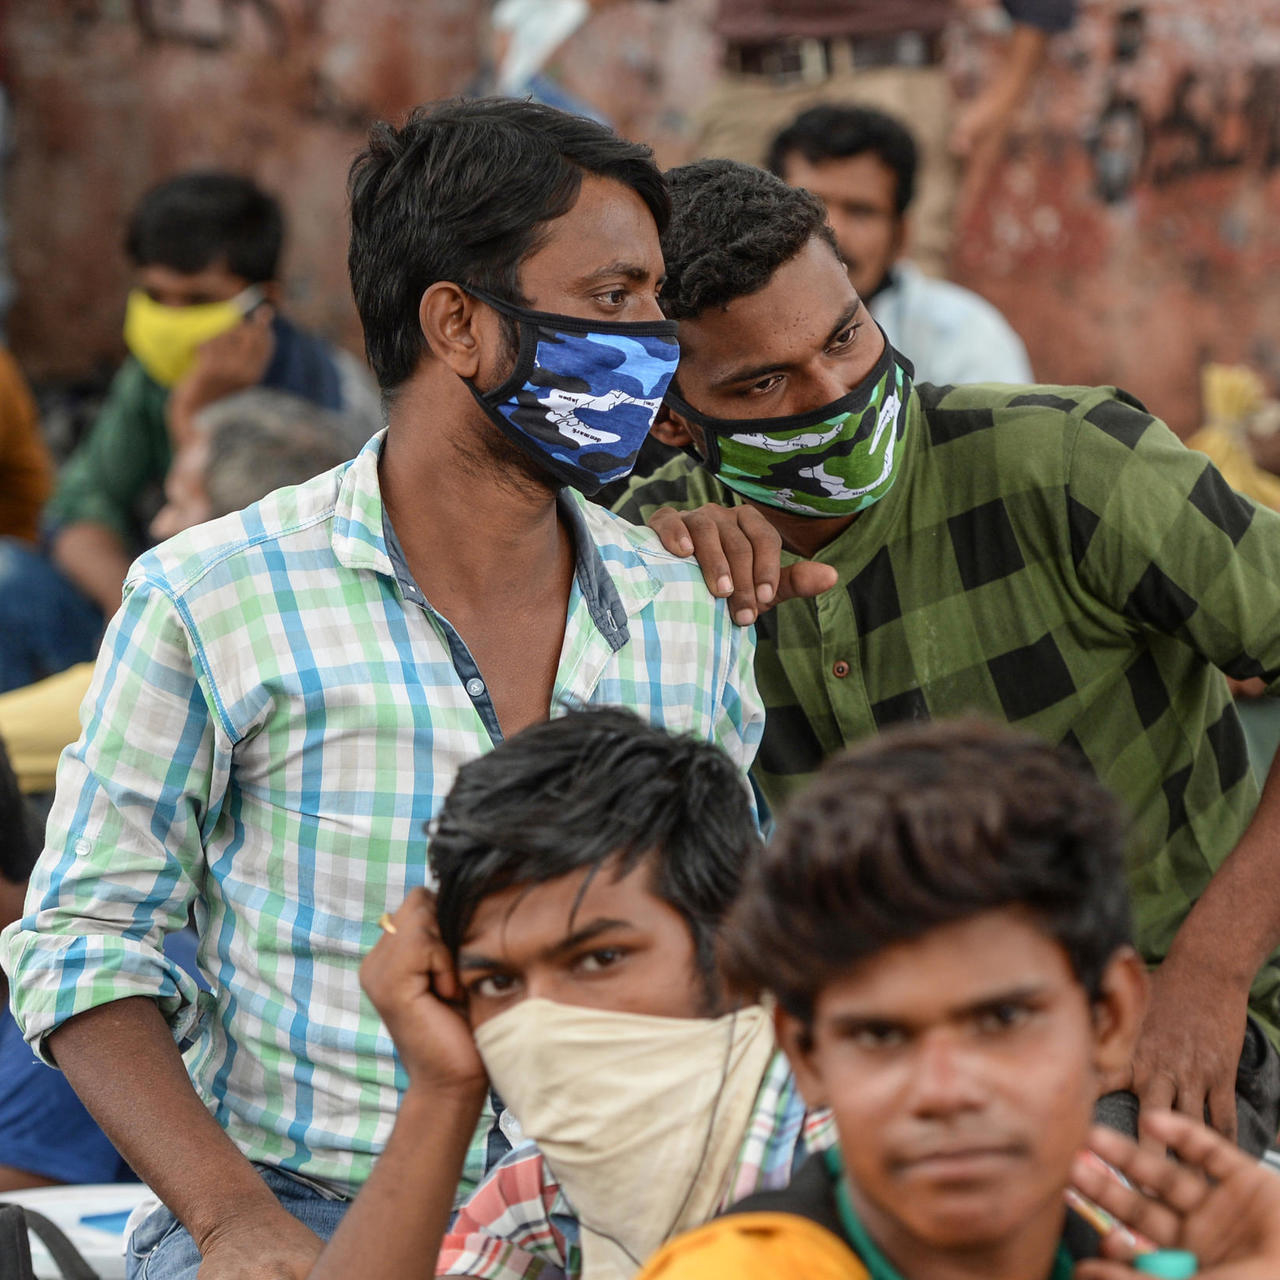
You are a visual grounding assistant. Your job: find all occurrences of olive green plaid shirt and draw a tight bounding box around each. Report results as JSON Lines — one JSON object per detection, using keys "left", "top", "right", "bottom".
{"left": 617, "top": 383, "right": 1280, "bottom": 1042}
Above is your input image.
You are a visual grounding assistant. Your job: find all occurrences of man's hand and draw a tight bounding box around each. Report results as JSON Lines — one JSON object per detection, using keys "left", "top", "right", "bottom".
{"left": 167, "top": 308, "right": 275, "bottom": 447}
{"left": 1124, "top": 956, "right": 1249, "bottom": 1144}
{"left": 1074, "top": 1112, "right": 1280, "bottom": 1279}
{"left": 646, "top": 503, "right": 837, "bottom": 625}
{"left": 197, "top": 1207, "right": 324, "bottom": 1279}
{"left": 360, "top": 887, "right": 487, "bottom": 1101}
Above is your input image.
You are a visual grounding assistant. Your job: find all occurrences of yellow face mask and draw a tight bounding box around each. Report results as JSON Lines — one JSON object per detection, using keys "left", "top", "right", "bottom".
{"left": 123, "top": 285, "right": 264, "bottom": 387}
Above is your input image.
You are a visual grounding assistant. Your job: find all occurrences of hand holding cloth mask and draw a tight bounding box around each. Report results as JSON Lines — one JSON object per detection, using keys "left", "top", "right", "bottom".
{"left": 463, "top": 287, "right": 679, "bottom": 495}
{"left": 667, "top": 335, "right": 914, "bottom": 518}
{"left": 474, "top": 998, "right": 775, "bottom": 1280}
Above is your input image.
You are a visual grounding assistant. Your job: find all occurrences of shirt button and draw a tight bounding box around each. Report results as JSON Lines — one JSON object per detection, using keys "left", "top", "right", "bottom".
{"left": 74, "top": 837, "right": 92, "bottom": 857}
{"left": 465, "top": 677, "right": 486, "bottom": 698}
{"left": 832, "top": 660, "right": 850, "bottom": 678}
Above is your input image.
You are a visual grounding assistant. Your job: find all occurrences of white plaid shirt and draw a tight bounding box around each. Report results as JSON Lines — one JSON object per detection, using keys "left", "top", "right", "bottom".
{"left": 2, "top": 430, "right": 762, "bottom": 1195}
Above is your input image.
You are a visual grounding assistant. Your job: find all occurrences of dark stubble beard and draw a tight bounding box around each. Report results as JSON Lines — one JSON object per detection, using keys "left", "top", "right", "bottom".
{"left": 458, "top": 325, "right": 563, "bottom": 503}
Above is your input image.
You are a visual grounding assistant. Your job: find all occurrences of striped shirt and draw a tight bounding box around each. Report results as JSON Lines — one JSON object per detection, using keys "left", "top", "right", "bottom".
{"left": 1, "top": 430, "right": 762, "bottom": 1196}
{"left": 439, "top": 1051, "right": 835, "bottom": 1279}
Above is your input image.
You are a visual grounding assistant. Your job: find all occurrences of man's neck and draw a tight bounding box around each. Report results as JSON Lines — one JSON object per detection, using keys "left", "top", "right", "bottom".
{"left": 380, "top": 380, "right": 572, "bottom": 616}
{"left": 754, "top": 503, "right": 858, "bottom": 559}
{"left": 848, "top": 1182, "right": 1068, "bottom": 1280}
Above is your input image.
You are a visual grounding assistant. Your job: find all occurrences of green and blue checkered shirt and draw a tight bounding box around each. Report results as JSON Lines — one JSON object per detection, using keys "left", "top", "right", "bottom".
{"left": 617, "top": 382, "right": 1280, "bottom": 1043}
{"left": 3, "top": 430, "right": 762, "bottom": 1194}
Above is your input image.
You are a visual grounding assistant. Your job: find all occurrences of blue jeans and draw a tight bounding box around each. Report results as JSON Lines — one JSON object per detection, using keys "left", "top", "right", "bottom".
{"left": 124, "top": 1165, "right": 349, "bottom": 1279}
{"left": 0, "top": 537, "right": 101, "bottom": 693}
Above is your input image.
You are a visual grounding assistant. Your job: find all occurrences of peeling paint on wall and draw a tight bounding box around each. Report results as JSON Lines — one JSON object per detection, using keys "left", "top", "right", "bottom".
{"left": 9, "top": 0, "right": 1280, "bottom": 440}
{"left": 950, "top": 0, "right": 1280, "bottom": 434}
{"left": 6, "top": 0, "right": 480, "bottom": 379}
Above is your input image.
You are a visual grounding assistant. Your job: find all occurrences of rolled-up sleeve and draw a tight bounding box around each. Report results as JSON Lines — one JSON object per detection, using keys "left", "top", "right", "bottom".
{"left": 0, "top": 576, "right": 228, "bottom": 1062}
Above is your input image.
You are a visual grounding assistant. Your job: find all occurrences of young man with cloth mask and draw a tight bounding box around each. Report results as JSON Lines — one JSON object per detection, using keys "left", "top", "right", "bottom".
{"left": 639, "top": 721, "right": 1280, "bottom": 1280}
{"left": 306, "top": 706, "right": 831, "bottom": 1280}
{"left": 636, "top": 720, "right": 1151, "bottom": 1280}
{"left": 615, "top": 158, "right": 1280, "bottom": 1157}
{"left": 1, "top": 104, "right": 761, "bottom": 1280}
{"left": 0, "top": 171, "right": 379, "bottom": 693}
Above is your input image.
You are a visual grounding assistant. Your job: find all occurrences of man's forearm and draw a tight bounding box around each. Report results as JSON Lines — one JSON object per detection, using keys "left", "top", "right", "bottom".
{"left": 988, "top": 24, "right": 1049, "bottom": 116}
{"left": 50, "top": 522, "right": 131, "bottom": 618}
{"left": 309, "top": 1084, "right": 483, "bottom": 1280}
{"left": 46, "top": 996, "right": 291, "bottom": 1250}
{"left": 1165, "top": 744, "right": 1280, "bottom": 987}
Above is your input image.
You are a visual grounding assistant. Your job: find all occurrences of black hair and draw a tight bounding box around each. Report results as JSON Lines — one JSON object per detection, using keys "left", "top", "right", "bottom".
{"left": 0, "top": 737, "right": 39, "bottom": 886}
{"left": 658, "top": 159, "right": 837, "bottom": 322}
{"left": 347, "top": 98, "right": 670, "bottom": 393}
{"left": 725, "top": 719, "right": 1134, "bottom": 1023}
{"left": 430, "top": 706, "right": 759, "bottom": 983}
{"left": 125, "top": 171, "right": 284, "bottom": 283}
{"left": 766, "top": 103, "right": 918, "bottom": 217}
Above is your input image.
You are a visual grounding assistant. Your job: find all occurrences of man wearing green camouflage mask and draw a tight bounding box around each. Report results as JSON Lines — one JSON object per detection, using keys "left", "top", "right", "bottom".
{"left": 615, "top": 157, "right": 1280, "bottom": 1165}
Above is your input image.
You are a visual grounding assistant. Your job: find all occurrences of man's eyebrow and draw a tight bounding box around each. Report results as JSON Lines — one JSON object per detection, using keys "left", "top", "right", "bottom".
{"left": 456, "top": 917, "right": 633, "bottom": 972}
{"left": 827, "top": 983, "right": 1052, "bottom": 1030}
{"left": 572, "top": 261, "right": 663, "bottom": 287}
{"left": 709, "top": 302, "right": 862, "bottom": 390}
{"left": 957, "top": 982, "right": 1050, "bottom": 1016}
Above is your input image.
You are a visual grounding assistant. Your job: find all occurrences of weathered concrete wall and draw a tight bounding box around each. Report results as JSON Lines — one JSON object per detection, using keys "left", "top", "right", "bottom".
{"left": 9, "top": 0, "right": 1280, "bottom": 437}
{"left": 6, "top": 0, "right": 480, "bottom": 379}
{"left": 950, "top": 0, "right": 1280, "bottom": 434}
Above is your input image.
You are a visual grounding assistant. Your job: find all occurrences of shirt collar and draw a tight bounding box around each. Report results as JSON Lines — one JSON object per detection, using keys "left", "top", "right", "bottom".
{"left": 332, "top": 431, "right": 654, "bottom": 653}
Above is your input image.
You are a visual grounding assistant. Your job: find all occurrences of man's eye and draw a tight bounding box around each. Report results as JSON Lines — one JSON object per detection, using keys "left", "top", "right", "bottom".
{"left": 975, "top": 1003, "right": 1031, "bottom": 1034}
{"left": 595, "top": 289, "right": 629, "bottom": 307}
{"left": 849, "top": 1024, "right": 906, "bottom": 1050}
{"left": 749, "top": 375, "right": 784, "bottom": 396}
{"left": 470, "top": 973, "right": 518, "bottom": 999}
{"left": 577, "top": 948, "right": 625, "bottom": 973}
{"left": 829, "top": 323, "right": 860, "bottom": 351}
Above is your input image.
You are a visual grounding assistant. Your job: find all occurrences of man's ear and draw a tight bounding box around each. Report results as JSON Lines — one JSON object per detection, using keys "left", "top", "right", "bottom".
{"left": 650, "top": 403, "right": 695, "bottom": 448}
{"left": 1090, "top": 947, "right": 1149, "bottom": 1092}
{"left": 419, "top": 282, "right": 489, "bottom": 379}
{"left": 774, "top": 1003, "right": 830, "bottom": 1108}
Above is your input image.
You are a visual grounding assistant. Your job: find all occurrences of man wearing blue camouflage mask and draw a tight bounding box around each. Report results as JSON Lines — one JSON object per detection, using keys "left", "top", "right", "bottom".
{"left": 615, "top": 157, "right": 1280, "bottom": 1164}
{"left": 2, "top": 105, "right": 761, "bottom": 1280}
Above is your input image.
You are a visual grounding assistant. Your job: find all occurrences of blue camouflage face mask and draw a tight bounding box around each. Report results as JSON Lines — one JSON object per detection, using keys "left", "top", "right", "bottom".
{"left": 462, "top": 287, "right": 680, "bottom": 495}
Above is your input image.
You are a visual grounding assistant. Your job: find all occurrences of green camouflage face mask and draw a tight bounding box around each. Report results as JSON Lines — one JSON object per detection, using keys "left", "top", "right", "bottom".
{"left": 667, "top": 339, "right": 913, "bottom": 518}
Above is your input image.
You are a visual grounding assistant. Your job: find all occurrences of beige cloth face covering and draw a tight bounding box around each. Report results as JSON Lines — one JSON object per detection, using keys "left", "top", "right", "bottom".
{"left": 474, "top": 997, "right": 776, "bottom": 1280}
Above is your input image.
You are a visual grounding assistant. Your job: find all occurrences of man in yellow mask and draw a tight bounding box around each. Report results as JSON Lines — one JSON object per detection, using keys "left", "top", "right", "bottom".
{"left": 0, "top": 171, "right": 379, "bottom": 693}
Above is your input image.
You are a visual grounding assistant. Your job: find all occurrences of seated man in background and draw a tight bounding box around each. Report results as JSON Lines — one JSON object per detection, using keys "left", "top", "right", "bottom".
{"left": 0, "top": 170, "right": 379, "bottom": 692}
{"left": 768, "top": 103, "right": 1032, "bottom": 386}
{"left": 639, "top": 719, "right": 1146, "bottom": 1279}
{"left": 307, "top": 706, "right": 827, "bottom": 1280}
{"left": 617, "top": 158, "right": 1280, "bottom": 1154}
{"left": 0, "top": 388, "right": 357, "bottom": 799}
{"left": 0, "top": 733, "right": 164, "bottom": 1191}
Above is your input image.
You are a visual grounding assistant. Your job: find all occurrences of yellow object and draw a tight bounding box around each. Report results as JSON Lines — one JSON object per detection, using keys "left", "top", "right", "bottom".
{"left": 1202, "top": 363, "right": 1266, "bottom": 427}
{"left": 376, "top": 912, "right": 397, "bottom": 934}
{"left": 0, "top": 662, "right": 93, "bottom": 793}
{"left": 1184, "top": 424, "right": 1280, "bottom": 512}
{"left": 636, "top": 1212, "right": 870, "bottom": 1280}
{"left": 122, "top": 286, "right": 261, "bottom": 387}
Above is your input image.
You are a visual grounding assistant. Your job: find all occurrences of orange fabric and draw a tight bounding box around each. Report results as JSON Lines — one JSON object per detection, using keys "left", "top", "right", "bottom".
{"left": 636, "top": 1212, "right": 870, "bottom": 1280}
{"left": 0, "top": 347, "right": 52, "bottom": 542}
